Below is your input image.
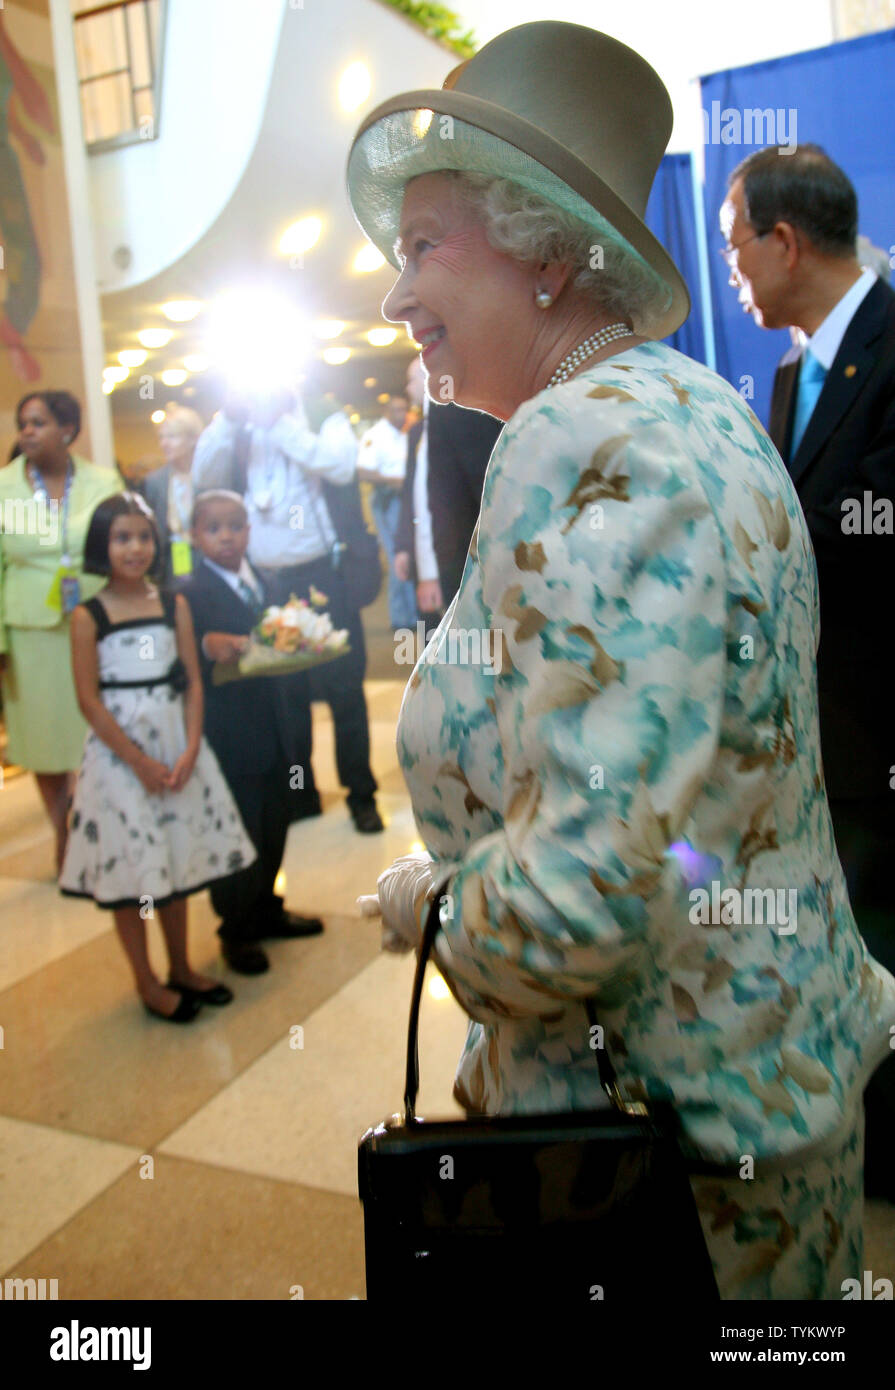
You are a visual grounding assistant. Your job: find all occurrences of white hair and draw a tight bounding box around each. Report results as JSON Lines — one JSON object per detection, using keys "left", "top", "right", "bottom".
{"left": 449, "top": 171, "right": 672, "bottom": 336}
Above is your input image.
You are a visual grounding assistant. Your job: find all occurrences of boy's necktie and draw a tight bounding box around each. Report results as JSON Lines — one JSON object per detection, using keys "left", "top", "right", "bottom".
{"left": 789, "top": 349, "right": 827, "bottom": 460}
{"left": 236, "top": 576, "right": 262, "bottom": 618}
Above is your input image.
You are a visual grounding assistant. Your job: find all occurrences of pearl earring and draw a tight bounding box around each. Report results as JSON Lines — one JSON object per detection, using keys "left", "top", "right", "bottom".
{"left": 535, "top": 290, "right": 553, "bottom": 309}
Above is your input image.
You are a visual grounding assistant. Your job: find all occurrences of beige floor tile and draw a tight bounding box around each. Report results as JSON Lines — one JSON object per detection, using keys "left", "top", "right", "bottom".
{"left": 0, "top": 877, "right": 109, "bottom": 993}
{"left": 4, "top": 1154, "right": 366, "bottom": 1300}
{"left": 280, "top": 792, "right": 426, "bottom": 919}
{"left": 0, "top": 908, "right": 379, "bottom": 1149}
{"left": 0, "top": 772, "right": 56, "bottom": 883}
{"left": 159, "top": 951, "right": 468, "bottom": 1197}
{"left": 0, "top": 1115, "right": 139, "bottom": 1274}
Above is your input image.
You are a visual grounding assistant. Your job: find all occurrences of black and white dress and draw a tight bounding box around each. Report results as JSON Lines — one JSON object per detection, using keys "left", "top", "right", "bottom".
{"left": 60, "top": 593, "right": 256, "bottom": 909}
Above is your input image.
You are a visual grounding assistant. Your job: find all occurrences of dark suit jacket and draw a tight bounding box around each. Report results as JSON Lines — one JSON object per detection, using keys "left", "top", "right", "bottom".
{"left": 396, "top": 402, "right": 503, "bottom": 602}
{"left": 140, "top": 465, "right": 199, "bottom": 584}
{"left": 768, "top": 276, "right": 895, "bottom": 799}
{"left": 179, "top": 557, "right": 296, "bottom": 780}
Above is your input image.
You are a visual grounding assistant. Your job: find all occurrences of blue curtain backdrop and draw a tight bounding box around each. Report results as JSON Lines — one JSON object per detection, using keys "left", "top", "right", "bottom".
{"left": 645, "top": 152, "right": 709, "bottom": 364}
{"left": 700, "top": 28, "right": 895, "bottom": 428}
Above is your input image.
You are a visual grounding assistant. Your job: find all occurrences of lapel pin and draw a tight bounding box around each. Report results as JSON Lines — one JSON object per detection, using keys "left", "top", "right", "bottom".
{"left": 844, "top": 365, "right": 857, "bottom": 377}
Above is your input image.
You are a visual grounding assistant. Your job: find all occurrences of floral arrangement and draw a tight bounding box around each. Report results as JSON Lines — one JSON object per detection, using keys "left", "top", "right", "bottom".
{"left": 212, "top": 589, "right": 349, "bottom": 684}
{"left": 255, "top": 588, "right": 348, "bottom": 656}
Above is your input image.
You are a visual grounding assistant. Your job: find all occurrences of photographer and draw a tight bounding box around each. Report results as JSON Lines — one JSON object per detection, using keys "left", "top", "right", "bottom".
{"left": 192, "top": 390, "right": 383, "bottom": 834}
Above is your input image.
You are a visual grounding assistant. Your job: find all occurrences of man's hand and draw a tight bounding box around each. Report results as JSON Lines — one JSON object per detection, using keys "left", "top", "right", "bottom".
{"left": 394, "top": 551, "right": 411, "bottom": 582}
{"left": 417, "top": 579, "right": 443, "bottom": 614}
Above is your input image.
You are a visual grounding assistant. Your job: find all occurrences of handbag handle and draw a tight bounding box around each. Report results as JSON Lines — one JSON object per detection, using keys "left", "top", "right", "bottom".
{"left": 404, "top": 890, "right": 648, "bottom": 1122}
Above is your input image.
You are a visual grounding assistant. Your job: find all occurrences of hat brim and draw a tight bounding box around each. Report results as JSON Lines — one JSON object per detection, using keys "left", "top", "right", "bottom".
{"left": 347, "top": 90, "right": 690, "bottom": 340}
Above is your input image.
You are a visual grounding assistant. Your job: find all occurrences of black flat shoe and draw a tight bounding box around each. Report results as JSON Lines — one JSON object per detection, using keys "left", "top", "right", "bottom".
{"left": 167, "top": 978, "right": 234, "bottom": 1006}
{"left": 143, "top": 989, "right": 202, "bottom": 1024}
{"left": 262, "top": 912, "right": 324, "bottom": 940}
{"left": 222, "top": 941, "right": 270, "bottom": 975}
{"left": 350, "top": 800, "right": 385, "bottom": 834}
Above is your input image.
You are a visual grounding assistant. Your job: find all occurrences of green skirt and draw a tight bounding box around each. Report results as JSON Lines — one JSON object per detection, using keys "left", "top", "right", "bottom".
{"left": 2, "top": 623, "right": 88, "bottom": 773}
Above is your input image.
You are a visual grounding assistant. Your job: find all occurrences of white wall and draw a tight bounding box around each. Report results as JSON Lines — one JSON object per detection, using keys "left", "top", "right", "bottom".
{"left": 456, "top": 0, "right": 836, "bottom": 154}
{"left": 88, "top": 0, "right": 286, "bottom": 292}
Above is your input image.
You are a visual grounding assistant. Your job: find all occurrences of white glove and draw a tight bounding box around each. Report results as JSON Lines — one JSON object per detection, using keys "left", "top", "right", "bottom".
{"left": 357, "top": 852, "right": 437, "bottom": 955}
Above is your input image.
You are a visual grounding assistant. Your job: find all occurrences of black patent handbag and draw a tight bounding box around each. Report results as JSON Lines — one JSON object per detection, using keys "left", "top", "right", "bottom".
{"left": 358, "top": 893, "right": 720, "bottom": 1303}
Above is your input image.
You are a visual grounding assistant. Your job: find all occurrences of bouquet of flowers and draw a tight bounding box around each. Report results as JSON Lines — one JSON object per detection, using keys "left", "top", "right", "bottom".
{"left": 212, "top": 588, "right": 350, "bottom": 684}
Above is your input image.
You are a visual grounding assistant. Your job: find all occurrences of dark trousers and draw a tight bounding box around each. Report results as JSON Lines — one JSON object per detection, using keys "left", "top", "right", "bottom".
{"left": 830, "top": 796, "right": 895, "bottom": 1192}
{"left": 258, "top": 554, "right": 377, "bottom": 808}
{"left": 211, "top": 765, "right": 292, "bottom": 942}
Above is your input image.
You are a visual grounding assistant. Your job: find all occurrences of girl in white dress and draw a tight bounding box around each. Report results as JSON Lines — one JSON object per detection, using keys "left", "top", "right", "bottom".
{"left": 60, "top": 494, "right": 256, "bottom": 1022}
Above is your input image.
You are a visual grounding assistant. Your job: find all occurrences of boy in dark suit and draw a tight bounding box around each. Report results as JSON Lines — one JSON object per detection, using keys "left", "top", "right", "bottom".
{"left": 180, "top": 490, "right": 323, "bottom": 974}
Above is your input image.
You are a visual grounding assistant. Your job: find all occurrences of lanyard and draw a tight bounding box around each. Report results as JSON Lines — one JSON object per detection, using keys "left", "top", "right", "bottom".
{"left": 28, "top": 457, "right": 74, "bottom": 564}
{"left": 167, "top": 471, "right": 193, "bottom": 537}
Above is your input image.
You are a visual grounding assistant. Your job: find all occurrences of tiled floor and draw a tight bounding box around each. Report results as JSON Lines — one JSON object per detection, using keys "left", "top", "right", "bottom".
{"left": 1, "top": 612, "right": 894, "bottom": 1300}
{"left": 0, "top": 602, "right": 469, "bottom": 1299}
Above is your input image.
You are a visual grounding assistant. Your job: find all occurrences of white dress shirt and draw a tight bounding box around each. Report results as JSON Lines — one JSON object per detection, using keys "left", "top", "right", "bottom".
{"left": 411, "top": 398, "right": 439, "bottom": 583}
{"left": 359, "top": 417, "right": 407, "bottom": 481}
{"left": 201, "top": 555, "right": 264, "bottom": 604}
{"left": 796, "top": 266, "right": 877, "bottom": 369}
{"left": 193, "top": 406, "right": 357, "bottom": 569}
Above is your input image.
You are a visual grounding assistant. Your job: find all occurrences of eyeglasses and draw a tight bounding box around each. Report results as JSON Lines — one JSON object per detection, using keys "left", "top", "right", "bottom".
{"left": 719, "top": 231, "right": 769, "bottom": 269}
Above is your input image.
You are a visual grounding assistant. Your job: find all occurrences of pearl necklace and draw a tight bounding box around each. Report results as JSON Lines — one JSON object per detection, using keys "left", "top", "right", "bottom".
{"left": 546, "top": 322, "right": 633, "bottom": 388}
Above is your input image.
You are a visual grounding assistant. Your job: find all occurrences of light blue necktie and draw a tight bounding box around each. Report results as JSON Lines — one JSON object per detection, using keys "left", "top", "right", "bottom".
{"left": 236, "top": 575, "right": 261, "bottom": 615}
{"left": 789, "top": 349, "right": 827, "bottom": 459}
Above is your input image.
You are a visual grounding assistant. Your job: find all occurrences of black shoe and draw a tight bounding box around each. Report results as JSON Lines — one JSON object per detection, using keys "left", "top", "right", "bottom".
{"left": 222, "top": 941, "right": 270, "bottom": 975}
{"left": 167, "top": 977, "right": 234, "bottom": 1006}
{"left": 262, "top": 912, "right": 324, "bottom": 940}
{"left": 143, "top": 989, "right": 202, "bottom": 1024}
{"left": 350, "top": 799, "right": 384, "bottom": 834}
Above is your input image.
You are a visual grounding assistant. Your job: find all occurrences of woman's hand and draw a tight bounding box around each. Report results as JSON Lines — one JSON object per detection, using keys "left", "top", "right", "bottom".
{"left": 133, "top": 752, "right": 172, "bottom": 796}
{"left": 374, "top": 853, "right": 436, "bottom": 953}
{"left": 166, "top": 745, "right": 199, "bottom": 792}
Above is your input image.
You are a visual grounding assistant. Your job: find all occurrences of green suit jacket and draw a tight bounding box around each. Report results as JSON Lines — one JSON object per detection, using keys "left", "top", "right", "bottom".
{"left": 0, "top": 455, "right": 122, "bottom": 651}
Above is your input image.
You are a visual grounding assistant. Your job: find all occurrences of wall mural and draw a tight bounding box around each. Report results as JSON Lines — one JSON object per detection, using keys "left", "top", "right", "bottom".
{"left": 0, "top": 0, "right": 91, "bottom": 458}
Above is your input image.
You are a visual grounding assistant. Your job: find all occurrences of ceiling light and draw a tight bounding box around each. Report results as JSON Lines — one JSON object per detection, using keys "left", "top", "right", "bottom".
{"left": 353, "top": 244, "right": 386, "bottom": 273}
{"left": 138, "top": 328, "right": 173, "bottom": 349}
{"left": 377, "top": 392, "right": 389, "bottom": 403}
{"left": 205, "top": 286, "right": 310, "bottom": 393}
{"left": 161, "top": 300, "right": 201, "bottom": 323}
{"left": 315, "top": 320, "right": 345, "bottom": 339}
{"left": 183, "top": 354, "right": 208, "bottom": 373}
{"left": 323, "top": 347, "right": 351, "bottom": 365}
{"left": 103, "top": 366, "right": 129, "bottom": 383}
{"left": 150, "top": 410, "right": 166, "bottom": 423}
{"left": 102, "top": 381, "right": 115, "bottom": 395}
{"left": 366, "top": 327, "right": 398, "bottom": 347}
{"left": 118, "top": 349, "right": 147, "bottom": 367}
{"left": 279, "top": 217, "right": 322, "bottom": 256}
{"left": 161, "top": 369, "right": 188, "bottom": 386}
{"left": 363, "top": 377, "right": 377, "bottom": 388}
{"left": 338, "top": 62, "right": 371, "bottom": 112}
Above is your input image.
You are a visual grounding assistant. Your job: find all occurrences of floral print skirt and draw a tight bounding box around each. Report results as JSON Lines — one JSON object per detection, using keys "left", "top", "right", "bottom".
{"left": 691, "top": 1100, "right": 863, "bottom": 1300}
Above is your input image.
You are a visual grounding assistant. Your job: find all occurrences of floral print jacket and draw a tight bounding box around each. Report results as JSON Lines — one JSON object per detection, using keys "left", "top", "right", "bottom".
{"left": 397, "top": 341, "right": 895, "bottom": 1167}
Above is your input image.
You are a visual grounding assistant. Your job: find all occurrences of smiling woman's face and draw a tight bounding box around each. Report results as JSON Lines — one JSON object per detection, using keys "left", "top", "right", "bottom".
{"left": 382, "top": 173, "right": 535, "bottom": 417}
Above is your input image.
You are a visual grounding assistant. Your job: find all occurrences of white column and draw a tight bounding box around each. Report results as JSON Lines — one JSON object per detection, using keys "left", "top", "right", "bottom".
{"left": 47, "top": 0, "right": 114, "bottom": 470}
